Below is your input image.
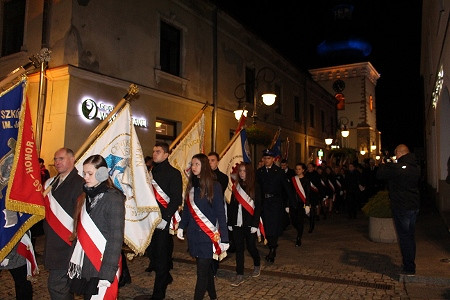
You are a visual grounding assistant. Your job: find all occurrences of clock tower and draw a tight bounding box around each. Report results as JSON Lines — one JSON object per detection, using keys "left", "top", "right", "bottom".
{"left": 309, "top": 62, "right": 381, "bottom": 161}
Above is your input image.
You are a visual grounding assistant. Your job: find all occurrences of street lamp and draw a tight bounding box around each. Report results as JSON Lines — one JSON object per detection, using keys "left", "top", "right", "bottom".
{"left": 234, "top": 66, "right": 277, "bottom": 123}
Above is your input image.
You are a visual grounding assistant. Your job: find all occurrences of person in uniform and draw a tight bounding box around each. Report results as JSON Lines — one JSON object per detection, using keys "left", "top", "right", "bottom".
{"left": 256, "top": 149, "right": 293, "bottom": 263}
{"left": 148, "top": 142, "right": 182, "bottom": 300}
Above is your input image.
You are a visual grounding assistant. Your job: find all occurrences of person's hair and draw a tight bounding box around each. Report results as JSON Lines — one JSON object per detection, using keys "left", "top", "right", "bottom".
{"left": 154, "top": 141, "right": 169, "bottom": 153}
{"left": 186, "top": 153, "right": 214, "bottom": 202}
{"left": 83, "top": 154, "right": 116, "bottom": 189}
{"left": 295, "top": 162, "right": 306, "bottom": 170}
{"left": 207, "top": 151, "right": 220, "bottom": 160}
{"left": 39, "top": 158, "right": 44, "bottom": 164}
{"left": 237, "top": 162, "right": 255, "bottom": 199}
{"left": 281, "top": 159, "right": 288, "bottom": 164}
{"left": 145, "top": 156, "right": 152, "bottom": 163}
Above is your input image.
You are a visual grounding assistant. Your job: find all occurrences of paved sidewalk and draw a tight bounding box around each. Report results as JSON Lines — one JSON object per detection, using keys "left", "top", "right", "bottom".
{"left": 1, "top": 208, "right": 449, "bottom": 299}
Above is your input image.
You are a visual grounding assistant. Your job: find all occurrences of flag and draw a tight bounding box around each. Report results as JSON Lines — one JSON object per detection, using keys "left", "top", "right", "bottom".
{"left": 218, "top": 129, "right": 251, "bottom": 204}
{"left": 270, "top": 129, "right": 282, "bottom": 162}
{"left": 168, "top": 114, "right": 205, "bottom": 194}
{"left": 75, "top": 103, "right": 161, "bottom": 255}
{"left": 234, "top": 111, "right": 247, "bottom": 134}
{"left": 1, "top": 79, "right": 45, "bottom": 261}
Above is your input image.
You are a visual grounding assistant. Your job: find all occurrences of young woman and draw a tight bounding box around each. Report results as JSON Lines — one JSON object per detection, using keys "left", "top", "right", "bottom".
{"left": 228, "top": 162, "right": 261, "bottom": 287}
{"left": 68, "top": 154, "right": 125, "bottom": 300}
{"left": 289, "top": 163, "right": 311, "bottom": 247}
{"left": 177, "top": 153, "right": 229, "bottom": 300}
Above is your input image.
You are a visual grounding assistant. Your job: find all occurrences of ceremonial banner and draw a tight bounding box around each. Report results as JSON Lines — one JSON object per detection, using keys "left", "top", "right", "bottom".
{"left": 218, "top": 129, "right": 251, "bottom": 204}
{"left": 168, "top": 114, "right": 205, "bottom": 194}
{"left": 1, "top": 79, "right": 45, "bottom": 261}
{"left": 75, "top": 103, "right": 161, "bottom": 255}
{"left": 270, "top": 129, "right": 282, "bottom": 162}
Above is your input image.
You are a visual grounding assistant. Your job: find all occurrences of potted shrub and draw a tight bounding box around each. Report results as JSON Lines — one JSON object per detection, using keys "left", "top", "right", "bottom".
{"left": 362, "top": 190, "right": 397, "bottom": 243}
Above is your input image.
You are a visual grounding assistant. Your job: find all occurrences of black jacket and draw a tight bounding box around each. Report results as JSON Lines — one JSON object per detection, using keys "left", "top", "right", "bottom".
{"left": 151, "top": 159, "right": 182, "bottom": 228}
{"left": 376, "top": 153, "right": 420, "bottom": 210}
{"left": 213, "top": 168, "right": 228, "bottom": 195}
{"left": 227, "top": 182, "right": 262, "bottom": 228}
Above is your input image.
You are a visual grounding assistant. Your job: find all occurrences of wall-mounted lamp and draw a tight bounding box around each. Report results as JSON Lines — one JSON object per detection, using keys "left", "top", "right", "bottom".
{"left": 261, "top": 93, "right": 276, "bottom": 106}
{"left": 341, "top": 125, "right": 349, "bottom": 138}
{"left": 371, "top": 142, "right": 377, "bottom": 151}
{"left": 325, "top": 138, "right": 333, "bottom": 145}
{"left": 233, "top": 108, "right": 248, "bottom": 121}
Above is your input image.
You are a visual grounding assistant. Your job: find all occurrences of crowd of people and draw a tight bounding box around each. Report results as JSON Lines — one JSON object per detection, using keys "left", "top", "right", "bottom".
{"left": 3, "top": 141, "right": 420, "bottom": 300}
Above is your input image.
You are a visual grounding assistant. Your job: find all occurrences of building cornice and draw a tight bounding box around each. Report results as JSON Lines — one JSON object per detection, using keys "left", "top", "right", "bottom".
{"left": 309, "top": 62, "right": 380, "bottom": 85}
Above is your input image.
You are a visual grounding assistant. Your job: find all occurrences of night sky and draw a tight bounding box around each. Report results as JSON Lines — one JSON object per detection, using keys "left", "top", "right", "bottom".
{"left": 216, "top": 0, "right": 423, "bottom": 153}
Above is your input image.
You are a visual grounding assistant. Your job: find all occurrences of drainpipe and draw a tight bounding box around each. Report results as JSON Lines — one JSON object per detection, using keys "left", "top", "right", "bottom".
{"left": 211, "top": 5, "right": 218, "bottom": 152}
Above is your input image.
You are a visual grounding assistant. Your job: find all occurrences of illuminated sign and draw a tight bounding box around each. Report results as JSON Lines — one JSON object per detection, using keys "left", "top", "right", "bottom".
{"left": 80, "top": 98, "right": 148, "bottom": 127}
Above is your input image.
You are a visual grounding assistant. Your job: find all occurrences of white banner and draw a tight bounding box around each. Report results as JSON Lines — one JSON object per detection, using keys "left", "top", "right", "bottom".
{"left": 75, "top": 103, "right": 161, "bottom": 255}
{"left": 168, "top": 114, "right": 205, "bottom": 195}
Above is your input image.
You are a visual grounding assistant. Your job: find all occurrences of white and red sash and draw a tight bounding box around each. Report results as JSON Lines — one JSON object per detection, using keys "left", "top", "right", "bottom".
{"left": 328, "top": 179, "right": 336, "bottom": 201}
{"left": 310, "top": 182, "right": 319, "bottom": 193}
{"left": 151, "top": 179, "right": 181, "bottom": 235}
{"left": 231, "top": 183, "right": 266, "bottom": 243}
{"left": 292, "top": 176, "right": 306, "bottom": 204}
{"left": 44, "top": 177, "right": 73, "bottom": 246}
{"left": 17, "top": 234, "right": 39, "bottom": 277}
{"left": 68, "top": 201, "right": 120, "bottom": 299}
{"left": 186, "top": 188, "right": 227, "bottom": 261}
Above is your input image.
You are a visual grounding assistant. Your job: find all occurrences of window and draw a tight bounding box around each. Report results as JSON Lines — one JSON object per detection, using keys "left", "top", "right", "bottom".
{"left": 245, "top": 67, "right": 255, "bottom": 103}
{"left": 309, "top": 104, "right": 315, "bottom": 128}
{"left": 275, "top": 84, "right": 282, "bottom": 113}
{"left": 160, "top": 21, "right": 180, "bottom": 76}
{"left": 155, "top": 118, "right": 177, "bottom": 143}
{"left": 321, "top": 110, "right": 325, "bottom": 132}
{"left": 294, "top": 96, "right": 300, "bottom": 122}
{"left": 1, "top": 0, "right": 26, "bottom": 57}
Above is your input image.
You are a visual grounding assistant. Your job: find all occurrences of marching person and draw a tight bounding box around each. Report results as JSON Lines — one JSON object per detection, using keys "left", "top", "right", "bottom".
{"left": 305, "top": 163, "right": 322, "bottom": 233}
{"left": 256, "top": 149, "right": 293, "bottom": 263}
{"left": 377, "top": 144, "right": 421, "bottom": 276}
{"left": 148, "top": 142, "right": 182, "bottom": 299}
{"left": 68, "top": 154, "right": 125, "bottom": 299}
{"left": 43, "top": 148, "right": 84, "bottom": 300}
{"left": 228, "top": 162, "right": 261, "bottom": 287}
{"left": 289, "top": 163, "right": 311, "bottom": 247}
{"left": 177, "top": 153, "right": 229, "bottom": 300}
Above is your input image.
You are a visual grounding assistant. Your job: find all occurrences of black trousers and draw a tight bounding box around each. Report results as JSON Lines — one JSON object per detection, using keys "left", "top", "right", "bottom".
{"left": 7, "top": 264, "right": 32, "bottom": 300}
{"left": 290, "top": 206, "right": 305, "bottom": 239}
{"left": 194, "top": 258, "right": 216, "bottom": 300}
{"left": 149, "top": 229, "right": 173, "bottom": 300}
{"left": 233, "top": 226, "right": 260, "bottom": 275}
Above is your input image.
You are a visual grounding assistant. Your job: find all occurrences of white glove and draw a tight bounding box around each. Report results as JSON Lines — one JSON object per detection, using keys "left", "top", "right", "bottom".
{"left": 304, "top": 205, "right": 311, "bottom": 216}
{"left": 250, "top": 227, "right": 257, "bottom": 234}
{"left": 1, "top": 258, "right": 9, "bottom": 267}
{"left": 176, "top": 229, "right": 184, "bottom": 240}
{"left": 156, "top": 219, "right": 167, "bottom": 230}
{"left": 285, "top": 207, "right": 289, "bottom": 213}
{"left": 97, "top": 279, "right": 111, "bottom": 288}
{"left": 339, "top": 191, "right": 344, "bottom": 196}
{"left": 228, "top": 226, "right": 233, "bottom": 231}
{"left": 219, "top": 243, "right": 230, "bottom": 251}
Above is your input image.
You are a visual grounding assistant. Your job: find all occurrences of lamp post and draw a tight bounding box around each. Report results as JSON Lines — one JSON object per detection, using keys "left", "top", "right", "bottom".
{"left": 233, "top": 66, "right": 276, "bottom": 123}
{"left": 338, "top": 117, "right": 349, "bottom": 148}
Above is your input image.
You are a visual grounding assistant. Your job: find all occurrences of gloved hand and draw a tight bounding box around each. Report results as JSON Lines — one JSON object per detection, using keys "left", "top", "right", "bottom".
{"left": 97, "top": 279, "right": 111, "bottom": 288}
{"left": 176, "top": 229, "right": 184, "bottom": 240}
{"left": 228, "top": 226, "right": 233, "bottom": 231}
{"left": 0, "top": 258, "right": 9, "bottom": 267}
{"left": 156, "top": 219, "right": 167, "bottom": 230}
{"left": 339, "top": 191, "right": 344, "bottom": 196}
{"left": 304, "top": 205, "right": 311, "bottom": 216}
{"left": 219, "top": 243, "right": 230, "bottom": 251}
{"left": 250, "top": 227, "right": 257, "bottom": 234}
{"left": 285, "top": 207, "right": 290, "bottom": 213}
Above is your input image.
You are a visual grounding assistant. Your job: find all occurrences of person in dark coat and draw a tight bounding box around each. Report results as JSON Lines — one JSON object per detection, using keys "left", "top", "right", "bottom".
{"left": 305, "top": 163, "right": 324, "bottom": 232}
{"left": 288, "top": 163, "right": 311, "bottom": 247}
{"left": 68, "top": 154, "right": 125, "bottom": 299}
{"left": 345, "top": 162, "right": 363, "bottom": 219}
{"left": 227, "top": 162, "right": 261, "bottom": 286}
{"left": 280, "top": 159, "right": 296, "bottom": 230}
{"left": 148, "top": 142, "right": 182, "bottom": 299}
{"left": 177, "top": 153, "right": 229, "bottom": 300}
{"left": 256, "top": 149, "right": 294, "bottom": 263}
{"left": 377, "top": 144, "right": 421, "bottom": 276}
{"left": 44, "top": 148, "right": 84, "bottom": 300}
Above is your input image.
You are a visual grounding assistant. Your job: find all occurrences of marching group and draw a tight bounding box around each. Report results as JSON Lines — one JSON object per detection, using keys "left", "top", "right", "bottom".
{"left": 2, "top": 142, "right": 386, "bottom": 300}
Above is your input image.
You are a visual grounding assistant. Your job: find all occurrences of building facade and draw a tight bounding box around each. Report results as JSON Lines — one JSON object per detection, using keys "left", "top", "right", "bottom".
{"left": 309, "top": 62, "right": 381, "bottom": 163}
{"left": 421, "top": 0, "right": 450, "bottom": 221}
{"left": 0, "top": 0, "right": 336, "bottom": 174}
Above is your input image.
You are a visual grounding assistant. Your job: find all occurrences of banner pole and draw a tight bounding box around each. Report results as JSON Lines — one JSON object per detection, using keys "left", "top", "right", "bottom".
{"left": 219, "top": 129, "right": 242, "bottom": 159}
{"left": 74, "top": 84, "right": 139, "bottom": 162}
{"left": 169, "top": 102, "right": 209, "bottom": 151}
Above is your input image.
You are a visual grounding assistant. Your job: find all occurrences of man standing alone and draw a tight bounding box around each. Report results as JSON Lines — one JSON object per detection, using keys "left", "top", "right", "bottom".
{"left": 377, "top": 144, "right": 421, "bottom": 276}
{"left": 149, "top": 142, "right": 182, "bottom": 299}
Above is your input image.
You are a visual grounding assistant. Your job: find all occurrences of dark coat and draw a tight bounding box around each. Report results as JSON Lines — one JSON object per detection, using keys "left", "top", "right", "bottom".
{"left": 179, "top": 182, "right": 229, "bottom": 259}
{"left": 227, "top": 182, "right": 262, "bottom": 228}
{"left": 151, "top": 159, "right": 182, "bottom": 228}
{"left": 290, "top": 176, "right": 311, "bottom": 209}
{"left": 43, "top": 168, "right": 84, "bottom": 270}
{"left": 213, "top": 168, "right": 229, "bottom": 195}
{"left": 79, "top": 188, "right": 125, "bottom": 282}
{"left": 305, "top": 170, "right": 324, "bottom": 206}
{"left": 376, "top": 153, "right": 421, "bottom": 211}
{"left": 256, "top": 164, "right": 293, "bottom": 237}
